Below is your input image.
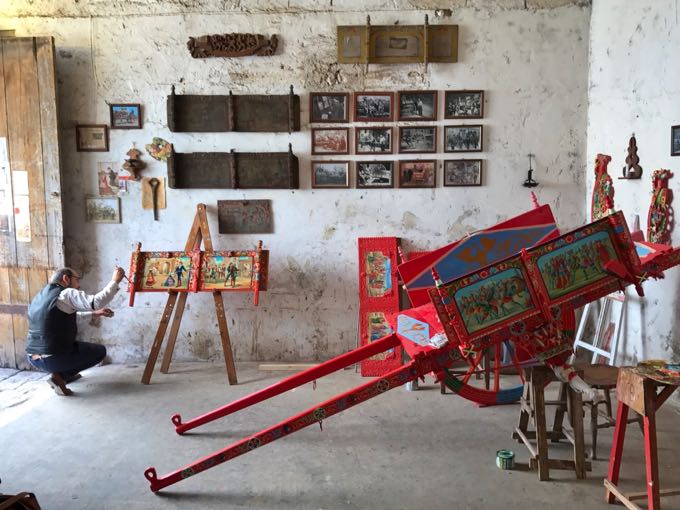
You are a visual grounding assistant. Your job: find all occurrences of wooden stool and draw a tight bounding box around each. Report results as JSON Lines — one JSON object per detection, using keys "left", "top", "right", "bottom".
{"left": 604, "top": 366, "right": 680, "bottom": 510}
{"left": 513, "top": 365, "right": 592, "bottom": 480}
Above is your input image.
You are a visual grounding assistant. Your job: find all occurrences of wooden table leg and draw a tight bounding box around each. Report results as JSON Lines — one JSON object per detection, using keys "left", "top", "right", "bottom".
{"left": 532, "top": 369, "right": 549, "bottom": 481}
{"left": 568, "top": 386, "right": 586, "bottom": 479}
{"left": 643, "top": 379, "right": 661, "bottom": 510}
{"left": 605, "top": 401, "right": 630, "bottom": 503}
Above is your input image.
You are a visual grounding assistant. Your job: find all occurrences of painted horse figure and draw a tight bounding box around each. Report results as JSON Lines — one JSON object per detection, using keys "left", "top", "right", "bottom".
{"left": 144, "top": 203, "right": 680, "bottom": 492}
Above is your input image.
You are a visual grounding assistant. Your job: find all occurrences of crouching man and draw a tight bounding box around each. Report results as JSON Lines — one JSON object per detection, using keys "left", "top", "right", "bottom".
{"left": 25, "top": 266, "right": 125, "bottom": 395}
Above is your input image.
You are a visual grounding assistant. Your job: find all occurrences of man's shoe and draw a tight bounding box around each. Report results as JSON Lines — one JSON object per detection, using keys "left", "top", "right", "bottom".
{"left": 47, "top": 373, "right": 73, "bottom": 396}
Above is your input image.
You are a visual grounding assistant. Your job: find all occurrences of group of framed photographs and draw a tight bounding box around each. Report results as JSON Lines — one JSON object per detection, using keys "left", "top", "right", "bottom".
{"left": 76, "top": 103, "right": 142, "bottom": 152}
{"left": 312, "top": 125, "right": 483, "bottom": 155}
{"left": 309, "top": 90, "right": 484, "bottom": 123}
{"left": 311, "top": 159, "right": 482, "bottom": 189}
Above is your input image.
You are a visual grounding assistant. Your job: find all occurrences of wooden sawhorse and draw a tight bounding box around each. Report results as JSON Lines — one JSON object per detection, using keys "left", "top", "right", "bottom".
{"left": 513, "top": 365, "right": 591, "bottom": 480}
{"left": 604, "top": 366, "right": 680, "bottom": 510}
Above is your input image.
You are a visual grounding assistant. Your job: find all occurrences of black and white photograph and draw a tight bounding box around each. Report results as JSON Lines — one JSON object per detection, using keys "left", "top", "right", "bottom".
{"left": 399, "top": 126, "right": 437, "bottom": 153}
{"left": 311, "top": 128, "right": 350, "bottom": 155}
{"left": 354, "top": 92, "right": 394, "bottom": 122}
{"left": 672, "top": 125, "right": 680, "bottom": 156}
{"left": 311, "top": 161, "right": 350, "bottom": 188}
{"left": 398, "top": 91, "right": 437, "bottom": 121}
{"left": 444, "top": 159, "right": 482, "bottom": 186}
{"left": 356, "top": 161, "right": 394, "bottom": 188}
{"left": 356, "top": 127, "right": 393, "bottom": 154}
{"left": 445, "top": 125, "right": 483, "bottom": 152}
{"left": 444, "top": 90, "right": 484, "bottom": 119}
{"left": 309, "top": 93, "right": 350, "bottom": 123}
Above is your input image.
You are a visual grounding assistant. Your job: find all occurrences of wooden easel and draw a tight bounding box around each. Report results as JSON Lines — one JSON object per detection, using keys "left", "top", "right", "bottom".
{"left": 141, "top": 204, "right": 237, "bottom": 385}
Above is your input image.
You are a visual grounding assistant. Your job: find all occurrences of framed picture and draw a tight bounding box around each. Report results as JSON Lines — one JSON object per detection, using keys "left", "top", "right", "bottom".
{"left": 399, "top": 160, "right": 436, "bottom": 188}
{"left": 398, "top": 90, "right": 437, "bottom": 121}
{"left": 97, "top": 161, "right": 121, "bottom": 196}
{"left": 672, "top": 125, "right": 680, "bottom": 156}
{"left": 309, "top": 93, "right": 349, "bottom": 123}
{"left": 85, "top": 196, "right": 120, "bottom": 223}
{"left": 311, "top": 128, "right": 350, "bottom": 155}
{"left": 356, "top": 127, "right": 393, "bottom": 154}
{"left": 354, "top": 92, "right": 394, "bottom": 122}
{"left": 311, "top": 161, "right": 350, "bottom": 188}
{"left": 445, "top": 125, "right": 483, "bottom": 152}
{"left": 399, "top": 126, "right": 437, "bottom": 153}
{"left": 76, "top": 125, "right": 109, "bottom": 152}
{"left": 444, "top": 159, "right": 482, "bottom": 186}
{"left": 109, "top": 103, "right": 142, "bottom": 129}
{"left": 356, "top": 161, "right": 394, "bottom": 188}
{"left": 444, "top": 90, "right": 484, "bottom": 119}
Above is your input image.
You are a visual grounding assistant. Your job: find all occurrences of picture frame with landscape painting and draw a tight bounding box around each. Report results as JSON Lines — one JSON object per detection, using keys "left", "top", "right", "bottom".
{"left": 311, "top": 161, "right": 350, "bottom": 188}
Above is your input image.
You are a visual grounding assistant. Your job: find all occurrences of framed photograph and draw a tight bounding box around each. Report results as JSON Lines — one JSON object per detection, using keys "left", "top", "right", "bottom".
{"left": 444, "top": 90, "right": 484, "bottom": 119}
{"left": 444, "top": 159, "right": 482, "bottom": 186}
{"left": 399, "top": 160, "right": 436, "bottom": 188}
{"left": 311, "top": 161, "right": 350, "bottom": 188}
{"left": 398, "top": 90, "right": 437, "bottom": 121}
{"left": 672, "top": 125, "right": 680, "bottom": 156}
{"left": 356, "top": 127, "right": 393, "bottom": 154}
{"left": 85, "top": 196, "right": 120, "bottom": 223}
{"left": 356, "top": 161, "right": 394, "bottom": 188}
{"left": 354, "top": 92, "right": 394, "bottom": 122}
{"left": 310, "top": 93, "right": 349, "bottom": 123}
{"left": 399, "top": 126, "right": 437, "bottom": 153}
{"left": 76, "top": 125, "right": 109, "bottom": 152}
{"left": 109, "top": 103, "right": 142, "bottom": 129}
{"left": 311, "top": 128, "right": 350, "bottom": 155}
{"left": 445, "top": 125, "right": 483, "bottom": 152}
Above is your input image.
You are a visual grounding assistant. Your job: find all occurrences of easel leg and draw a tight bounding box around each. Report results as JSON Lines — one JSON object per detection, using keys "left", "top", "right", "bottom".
{"left": 141, "top": 291, "right": 178, "bottom": 385}
{"left": 605, "top": 401, "right": 629, "bottom": 503}
{"left": 160, "top": 292, "right": 189, "bottom": 374}
{"left": 214, "top": 291, "right": 237, "bottom": 385}
{"left": 532, "top": 370, "right": 549, "bottom": 481}
{"left": 643, "top": 381, "right": 661, "bottom": 510}
{"left": 568, "top": 386, "right": 586, "bottom": 479}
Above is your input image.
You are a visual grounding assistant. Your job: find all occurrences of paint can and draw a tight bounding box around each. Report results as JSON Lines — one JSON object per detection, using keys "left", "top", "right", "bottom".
{"left": 496, "top": 449, "right": 515, "bottom": 470}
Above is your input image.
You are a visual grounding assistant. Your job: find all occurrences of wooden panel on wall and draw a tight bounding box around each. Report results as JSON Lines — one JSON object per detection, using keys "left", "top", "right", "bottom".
{"left": 0, "top": 37, "right": 16, "bottom": 267}
{"left": 0, "top": 267, "right": 12, "bottom": 366}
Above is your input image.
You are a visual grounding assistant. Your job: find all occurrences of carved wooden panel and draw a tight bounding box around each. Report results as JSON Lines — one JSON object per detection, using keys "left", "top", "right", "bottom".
{"left": 167, "top": 85, "right": 300, "bottom": 133}
{"left": 187, "top": 33, "right": 278, "bottom": 58}
{"left": 167, "top": 146, "right": 299, "bottom": 189}
{"left": 217, "top": 200, "right": 273, "bottom": 234}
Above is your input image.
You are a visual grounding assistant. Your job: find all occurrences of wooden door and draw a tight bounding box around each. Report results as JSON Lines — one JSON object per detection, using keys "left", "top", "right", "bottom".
{"left": 0, "top": 37, "right": 64, "bottom": 369}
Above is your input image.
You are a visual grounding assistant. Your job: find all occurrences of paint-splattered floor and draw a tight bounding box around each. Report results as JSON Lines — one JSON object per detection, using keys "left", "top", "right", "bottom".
{"left": 1, "top": 362, "right": 679, "bottom": 510}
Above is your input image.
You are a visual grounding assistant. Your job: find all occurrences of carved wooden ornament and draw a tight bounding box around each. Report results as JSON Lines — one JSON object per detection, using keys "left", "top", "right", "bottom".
{"left": 591, "top": 153, "right": 614, "bottom": 221}
{"left": 187, "top": 33, "right": 278, "bottom": 58}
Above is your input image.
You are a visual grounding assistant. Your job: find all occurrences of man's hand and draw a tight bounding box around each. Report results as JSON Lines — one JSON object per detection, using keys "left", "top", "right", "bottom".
{"left": 94, "top": 308, "right": 115, "bottom": 318}
{"left": 112, "top": 267, "right": 125, "bottom": 284}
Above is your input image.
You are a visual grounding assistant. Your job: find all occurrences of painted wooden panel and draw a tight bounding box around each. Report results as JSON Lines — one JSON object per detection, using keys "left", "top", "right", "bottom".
{"left": 0, "top": 41, "right": 15, "bottom": 267}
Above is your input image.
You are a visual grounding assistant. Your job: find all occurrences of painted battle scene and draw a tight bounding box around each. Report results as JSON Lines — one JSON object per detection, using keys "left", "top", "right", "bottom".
{"left": 367, "top": 312, "right": 395, "bottom": 360}
{"left": 366, "top": 251, "right": 392, "bottom": 297}
{"left": 454, "top": 267, "right": 533, "bottom": 333}
{"left": 142, "top": 255, "right": 192, "bottom": 290}
{"left": 536, "top": 230, "right": 617, "bottom": 299}
{"left": 201, "top": 255, "right": 254, "bottom": 290}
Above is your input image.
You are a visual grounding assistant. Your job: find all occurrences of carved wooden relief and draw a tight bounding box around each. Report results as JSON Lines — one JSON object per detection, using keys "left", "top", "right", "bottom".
{"left": 187, "top": 33, "right": 278, "bottom": 58}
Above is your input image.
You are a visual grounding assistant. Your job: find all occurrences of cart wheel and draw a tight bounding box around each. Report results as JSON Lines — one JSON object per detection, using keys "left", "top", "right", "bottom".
{"left": 441, "top": 306, "right": 575, "bottom": 406}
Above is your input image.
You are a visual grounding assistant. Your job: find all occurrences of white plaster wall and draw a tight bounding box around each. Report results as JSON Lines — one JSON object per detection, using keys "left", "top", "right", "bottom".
{"left": 1, "top": 2, "right": 590, "bottom": 362}
{"left": 587, "top": 0, "right": 680, "bottom": 365}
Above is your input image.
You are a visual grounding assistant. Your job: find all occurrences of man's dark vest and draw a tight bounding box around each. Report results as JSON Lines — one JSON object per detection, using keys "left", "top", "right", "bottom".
{"left": 26, "top": 284, "right": 77, "bottom": 354}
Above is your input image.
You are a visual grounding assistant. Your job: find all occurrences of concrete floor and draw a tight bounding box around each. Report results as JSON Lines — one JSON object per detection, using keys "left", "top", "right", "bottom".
{"left": 1, "top": 362, "right": 679, "bottom": 510}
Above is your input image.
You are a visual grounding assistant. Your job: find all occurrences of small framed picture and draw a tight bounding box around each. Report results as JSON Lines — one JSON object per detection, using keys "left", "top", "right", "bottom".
{"left": 354, "top": 92, "right": 394, "bottom": 122}
{"left": 309, "top": 93, "right": 349, "bottom": 123}
{"left": 311, "top": 161, "right": 350, "bottom": 188}
{"left": 356, "top": 161, "right": 394, "bottom": 188}
{"left": 85, "top": 196, "right": 120, "bottom": 223}
{"left": 399, "top": 160, "right": 436, "bottom": 188}
{"left": 444, "top": 125, "right": 483, "bottom": 152}
{"left": 109, "top": 103, "right": 142, "bottom": 129}
{"left": 398, "top": 90, "right": 437, "bottom": 121}
{"left": 399, "top": 126, "right": 437, "bottom": 153}
{"left": 444, "top": 90, "right": 484, "bottom": 119}
{"left": 311, "top": 128, "right": 350, "bottom": 155}
{"left": 97, "top": 162, "right": 120, "bottom": 196}
{"left": 76, "top": 125, "right": 109, "bottom": 152}
{"left": 672, "top": 125, "right": 680, "bottom": 156}
{"left": 356, "top": 127, "right": 393, "bottom": 154}
{"left": 444, "top": 159, "right": 482, "bottom": 186}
